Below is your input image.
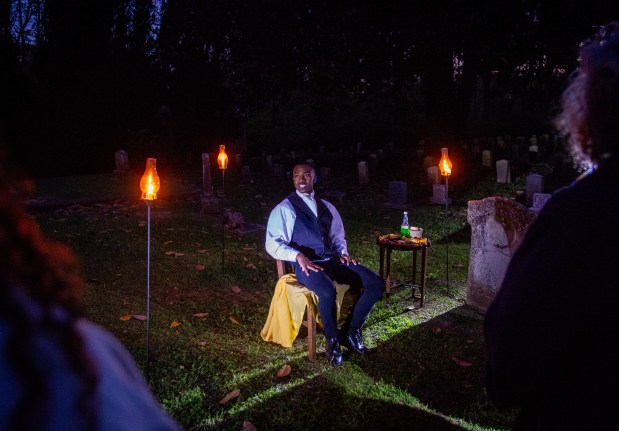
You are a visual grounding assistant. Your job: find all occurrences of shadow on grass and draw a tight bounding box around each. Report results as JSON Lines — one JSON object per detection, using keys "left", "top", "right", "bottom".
{"left": 358, "top": 305, "right": 516, "bottom": 430}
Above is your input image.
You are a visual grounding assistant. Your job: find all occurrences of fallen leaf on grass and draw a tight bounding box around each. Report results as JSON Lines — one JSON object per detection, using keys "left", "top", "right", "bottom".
{"left": 133, "top": 314, "right": 147, "bottom": 321}
{"left": 164, "top": 251, "right": 176, "bottom": 256}
{"left": 119, "top": 315, "right": 132, "bottom": 321}
{"left": 195, "top": 264, "right": 205, "bottom": 271}
{"left": 193, "top": 312, "right": 209, "bottom": 318}
{"left": 197, "top": 340, "right": 207, "bottom": 346}
{"left": 432, "top": 327, "right": 442, "bottom": 334}
{"left": 451, "top": 357, "right": 473, "bottom": 367}
{"left": 196, "top": 249, "right": 208, "bottom": 254}
{"left": 231, "top": 286, "right": 241, "bottom": 294}
{"left": 229, "top": 316, "right": 240, "bottom": 324}
{"left": 164, "top": 240, "right": 173, "bottom": 244}
{"left": 452, "top": 263, "right": 465, "bottom": 269}
{"left": 170, "top": 321, "right": 181, "bottom": 328}
{"left": 245, "top": 263, "right": 257, "bottom": 269}
{"left": 242, "top": 420, "right": 257, "bottom": 431}
{"left": 276, "top": 364, "right": 292, "bottom": 377}
{"left": 218, "top": 389, "right": 240, "bottom": 405}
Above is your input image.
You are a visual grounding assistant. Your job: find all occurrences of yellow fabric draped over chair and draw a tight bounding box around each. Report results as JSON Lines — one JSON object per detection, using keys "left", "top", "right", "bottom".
{"left": 261, "top": 274, "right": 350, "bottom": 348}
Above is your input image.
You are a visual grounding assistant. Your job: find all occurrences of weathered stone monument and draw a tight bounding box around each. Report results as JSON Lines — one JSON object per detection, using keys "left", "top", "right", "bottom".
{"left": 358, "top": 161, "right": 369, "bottom": 185}
{"left": 427, "top": 166, "right": 440, "bottom": 186}
{"left": 114, "top": 150, "right": 129, "bottom": 174}
{"left": 200, "top": 153, "right": 219, "bottom": 213}
{"left": 385, "top": 181, "right": 408, "bottom": 209}
{"left": 423, "top": 156, "right": 434, "bottom": 168}
{"left": 525, "top": 173, "right": 544, "bottom": 206}
{"left": 495, "top": 159, "right": 511, "bottom": 183}
{"left": 482, "top": 150, "right": 493, "bottom": 168}
{"left": 466, "top": 197, "right": 536, "bottom": 313}
{"left": 431, "top": 183, "right": 451, "bottom": 205}
{"left": 530, "top": 192, "right": 552, "bottom": 214}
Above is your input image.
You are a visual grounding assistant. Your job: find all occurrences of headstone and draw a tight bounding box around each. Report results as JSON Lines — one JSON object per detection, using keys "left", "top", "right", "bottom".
{"left": 525, "top": 173, "right": 544, "bottom": 206}
{"left": 241, "top": 165, "right": 251, "bottom": 183}
{"left": 423, "top": 156, "right": 434, "bottom": 168}
{"left": 319, "top": 166, "right": 331, "bottom": 181}
{"left": 511, "top": 144, "right": 520, "bottom": 162}
{"left": 200, "top": 153, "right": 219, "bottom": 213}
{"left": 482, "top": 150, "right": 493, "bottom": 168}
{"left": 114, "top": 150, "right": 129, "bottom": 174}
{"left": 272, "top": 163, "right": 285, "bottom": 177}
{"left": 471, "top": 144, "right": 481, "bottom": 157}
{"left": 358, "top": 161, "right": 369, "bottom": 185}
{"left": 530, "top": 193, "right": 552, "bottom": 214}
{"left": 528, "top": 135, "right": 539, "bottom": 163}
{"left": 369, "top": 153, "right": 379, "bottom": 172}
{"left": 427, "top": 166, "right": 440, "bottom": 186}
{"left": 431, "top": 183, "right": 451, "bottom": 205}
{"left": 466, "top": 197, "right": 536, "bottom": 313}
{"left": 385, "top": 181, "right": 407, "bottom": 209}
{"left": 495, "top": 159, "right": 511, "bottom": 183}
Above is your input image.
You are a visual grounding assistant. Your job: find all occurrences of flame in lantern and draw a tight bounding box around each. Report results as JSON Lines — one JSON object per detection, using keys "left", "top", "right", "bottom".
{"left": 140, "top": 158, "right": 160, "bottom": 200}
{"left": 439, "top": 148, "right": 452, "bottom": 176}
{"left": 217, "top": 145, "right": 229, "bottom": 170}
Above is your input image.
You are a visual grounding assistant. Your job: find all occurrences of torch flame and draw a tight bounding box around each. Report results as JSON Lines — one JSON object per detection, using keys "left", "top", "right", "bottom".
{"left": 140, "top": 158, "right": 160, "bottom": 200}
{"left": 439, "top": 147, "right": 452, "bottom": 176}
{"left": 217, "top": 145, "right": 229, "bottom": 170}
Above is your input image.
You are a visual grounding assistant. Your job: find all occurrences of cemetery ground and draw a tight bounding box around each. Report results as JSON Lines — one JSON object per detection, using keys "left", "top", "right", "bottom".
{"left": 27, "top": 152, "right": 562, "bottom": 431}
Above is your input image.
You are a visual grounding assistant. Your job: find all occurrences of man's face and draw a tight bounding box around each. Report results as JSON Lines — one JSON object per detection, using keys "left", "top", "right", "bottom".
{"left": 292, "top": 164, "right": 316, "bottom": 194}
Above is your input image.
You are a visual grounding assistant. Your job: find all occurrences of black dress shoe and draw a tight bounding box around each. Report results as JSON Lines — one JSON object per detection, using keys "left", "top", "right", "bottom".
{"left": 325, "top": 337, "right": 343, "bottom": 366}
{"left": 342, "top": 329, "right": 371, "bottom": 355}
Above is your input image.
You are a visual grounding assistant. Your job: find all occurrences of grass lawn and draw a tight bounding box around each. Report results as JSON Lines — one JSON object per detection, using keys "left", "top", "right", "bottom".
{"left": 29, "top": 150, "right": 526, "bottom": 431}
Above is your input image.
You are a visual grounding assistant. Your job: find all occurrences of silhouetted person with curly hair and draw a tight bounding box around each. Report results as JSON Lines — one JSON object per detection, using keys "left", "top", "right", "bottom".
{"left": 0, "top": 147, "right": 182, "bottom": 430}
{"left": 484, "top": 22, "right": 619, "bottom": 430}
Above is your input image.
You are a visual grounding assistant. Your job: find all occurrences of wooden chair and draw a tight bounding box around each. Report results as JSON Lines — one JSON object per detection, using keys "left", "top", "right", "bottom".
{"left": 276, "top": 259, "right": 318, "bottom": 361}
{"left": 275, "top": 259, "right": 354, "bottom": 362}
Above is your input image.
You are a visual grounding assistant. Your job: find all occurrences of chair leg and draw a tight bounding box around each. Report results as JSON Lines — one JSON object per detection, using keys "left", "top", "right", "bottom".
{"left": 306, "top": 304, "right": 316, "bottom": 362}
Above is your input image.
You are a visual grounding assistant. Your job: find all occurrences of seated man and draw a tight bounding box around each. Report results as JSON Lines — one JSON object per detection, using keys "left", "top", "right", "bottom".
{"left": 265, "top": 163, "right": 385, "bottom": 366}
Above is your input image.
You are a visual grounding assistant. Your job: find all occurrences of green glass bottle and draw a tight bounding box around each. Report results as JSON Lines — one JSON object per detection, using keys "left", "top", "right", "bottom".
{"left": 400, "top": 211, "right": 410, "bottom": 237}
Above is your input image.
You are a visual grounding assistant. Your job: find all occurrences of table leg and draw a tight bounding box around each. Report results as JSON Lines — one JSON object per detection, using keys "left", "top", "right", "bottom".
{"left": 379, "top": 245, "right": 385, "bottom": 277}
{"left": 385, "top": 248, "right": 392, "bottom": 306}
{"left": 419, "top": 247, "right": 428, "bottom": 307}
{"left": 412, "top": 249, "right": 418, "bottom": 285}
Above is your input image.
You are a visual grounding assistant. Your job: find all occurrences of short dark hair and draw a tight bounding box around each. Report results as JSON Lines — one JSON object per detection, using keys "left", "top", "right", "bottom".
{"left": 555, "top": 21, "right": 619, "bottom": 171}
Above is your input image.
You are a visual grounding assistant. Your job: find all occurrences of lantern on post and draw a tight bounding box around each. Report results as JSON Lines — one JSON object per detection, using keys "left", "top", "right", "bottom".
{"left": 217, "top": 145, "right": 228, "bottom": 271}
{"left": 140, "top": 157, "right": 160, "bottom": 381}
{"left": 439, "top": 148, "right": 452, "bottom": 291}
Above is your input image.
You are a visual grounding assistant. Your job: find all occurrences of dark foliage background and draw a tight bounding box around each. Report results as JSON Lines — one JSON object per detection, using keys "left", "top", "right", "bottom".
{"left": 1, "top": 1, "right": 618, "bottom": 177}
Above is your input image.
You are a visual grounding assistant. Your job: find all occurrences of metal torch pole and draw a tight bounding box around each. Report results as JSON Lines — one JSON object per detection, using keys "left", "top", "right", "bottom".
{"left": 221, "top": 170, "right": 225, "bottom": 272}
{"left": 146, "top": 200, "right": 151, "bottom": 382}
{"left": 445, "top": 176, "right": 449, "bottom": 291}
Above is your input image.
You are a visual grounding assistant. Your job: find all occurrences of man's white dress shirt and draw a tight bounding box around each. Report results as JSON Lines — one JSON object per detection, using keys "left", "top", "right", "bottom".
{"left": 265, "top": 190, "right": 348, "bottom": 262}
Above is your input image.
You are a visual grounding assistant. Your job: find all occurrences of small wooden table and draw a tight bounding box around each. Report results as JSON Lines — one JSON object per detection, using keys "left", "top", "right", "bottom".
{"left": 376, "top": 236, "right": 431, "bottom": 307}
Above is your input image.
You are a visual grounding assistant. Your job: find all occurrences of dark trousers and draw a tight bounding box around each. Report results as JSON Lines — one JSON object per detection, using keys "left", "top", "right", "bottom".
{"left": 294, "top": 259, "right": 385, "bottom": 339}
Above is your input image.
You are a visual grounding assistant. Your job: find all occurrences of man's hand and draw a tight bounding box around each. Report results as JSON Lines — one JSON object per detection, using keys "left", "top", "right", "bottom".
{"left": 296, "top": 253, "right": 323, "bottom": 276}
{"left": 340, "top": 254, "right": 358, "bottom": 266}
